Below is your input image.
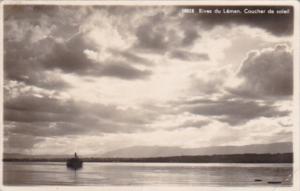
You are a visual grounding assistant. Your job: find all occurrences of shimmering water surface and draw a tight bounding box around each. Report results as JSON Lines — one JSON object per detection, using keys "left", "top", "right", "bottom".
{"left": 3, "top": 162, "right": 292, "bottom": 186}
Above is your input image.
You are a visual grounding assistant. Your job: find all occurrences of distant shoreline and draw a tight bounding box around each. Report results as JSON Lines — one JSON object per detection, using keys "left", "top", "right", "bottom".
{"left": 3, "top": 153, "right": 293, "bottom": 163}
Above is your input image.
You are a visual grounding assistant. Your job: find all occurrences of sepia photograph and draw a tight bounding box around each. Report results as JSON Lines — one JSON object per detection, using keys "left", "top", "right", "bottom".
{"left": 0, "top": 1, "right": 299, "bottom": 190}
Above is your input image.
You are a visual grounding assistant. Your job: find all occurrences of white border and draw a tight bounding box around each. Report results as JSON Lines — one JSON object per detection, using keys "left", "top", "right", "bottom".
{"left": 293, "top": 1, "right": 300, "bottom": 191}
{"left": 0, "top": 1, "right": 299, "bottom": 191}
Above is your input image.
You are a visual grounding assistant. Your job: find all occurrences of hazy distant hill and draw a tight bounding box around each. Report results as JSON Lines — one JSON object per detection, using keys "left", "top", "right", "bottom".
{"left": 101, "top": 142, "right": 292, "bottom": 158}
{"left": 4, "top": 142, "right": 292, "bottom": 159}
{"left": 3, "top": 153, "right": 69, "bottom": 159}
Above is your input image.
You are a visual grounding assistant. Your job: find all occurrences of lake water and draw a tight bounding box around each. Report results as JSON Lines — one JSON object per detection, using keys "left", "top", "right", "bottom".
{"left": 3, "top": 162, "right": 292, "bottom": 186}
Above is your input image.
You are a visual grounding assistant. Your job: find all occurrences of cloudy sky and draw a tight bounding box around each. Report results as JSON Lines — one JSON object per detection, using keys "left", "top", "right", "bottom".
{"left": 3, "top": 5, "right": 294, "bottom": 156}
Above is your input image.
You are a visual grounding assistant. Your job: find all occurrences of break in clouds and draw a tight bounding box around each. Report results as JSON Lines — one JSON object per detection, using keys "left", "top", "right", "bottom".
{"left": 3, "top": 5, "right": 293, "bottom": 155}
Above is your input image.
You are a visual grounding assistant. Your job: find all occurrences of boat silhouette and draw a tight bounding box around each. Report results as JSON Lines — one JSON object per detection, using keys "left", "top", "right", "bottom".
{"left": 66, "top": 152, "right": 83, "bottom": 170}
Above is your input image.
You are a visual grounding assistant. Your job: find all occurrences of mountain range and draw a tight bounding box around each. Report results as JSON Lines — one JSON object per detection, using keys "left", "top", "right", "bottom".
{"left": 101, "top": 142, "right": 292, "bottom": 158}
{"left": 4, "top": 142, "right": 292, "bottom": 159}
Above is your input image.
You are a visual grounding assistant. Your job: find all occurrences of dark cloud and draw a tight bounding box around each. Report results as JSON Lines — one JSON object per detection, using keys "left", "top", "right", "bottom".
{"left": 42, "top": 34, "right": 96, "bottom": 73}
{"left": 109, "top": 49, "right": 153, "bottom": 66}
{"left": 100, "top": 62, "right": 151, "bottom": 80}
{"left": 229, "top": 44, "right": 293, "bottom": 98}
{"left": 5, "top": 95, "right": 156, "bottom": 124}
{"left": 181, "top": 29, "right": 200, "bottom": 47}
{"left": 5, "top": 32, "right": 151, "bottom": 85}
{"left": 5, "top": 120, "right": 141, "bottom": 138}
{"left": 181, "top": 98, "right": 289, "bottom": 125}
{"left": 169, "top": 50, "right": 209, "bottom": 61}
{"left": 4, "top": 131, "right": 44, "bottom": 152}
{"left": 4, "top": 35, "right": 71, "bottom": 90}
{"left": 41, "top": 34, "right": 152, "bottom": 79}
{"left": 133, "top": 10, "right": 202, "bottom": 53}
{"left": 4, "top": 109, "right": 71, "bottom": 123}
{"left": 4, "top": 9, "right": 72, "bottom": 90}
{"left": 134, "top": 21, "right": 171, "bottom": 53}
{"left": 4, "top": 6, "right": 153, "bottom": 92}
{"left": 5, "top": 96, "right": 73, "bottom": 114}
{"left": 5, "top": 122, "right": 85, "bottom": 137}
{"left": 181, "top": 6, "right": 293, "bottom": 36}
{"left": 4, "top": 95, "right": 159, "bottom": 140}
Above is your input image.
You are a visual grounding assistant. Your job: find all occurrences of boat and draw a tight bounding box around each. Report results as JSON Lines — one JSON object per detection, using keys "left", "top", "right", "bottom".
{"left": 66, "top": 152, "right": 83, "bottom": 170}
{"left": 254, "top": 179, "right": 262, "bottom": 182}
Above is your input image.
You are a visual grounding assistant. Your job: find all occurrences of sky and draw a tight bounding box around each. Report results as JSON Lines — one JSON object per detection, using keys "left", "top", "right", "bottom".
{"left": 3, "top": 5, "right": 294, "bottom": 156}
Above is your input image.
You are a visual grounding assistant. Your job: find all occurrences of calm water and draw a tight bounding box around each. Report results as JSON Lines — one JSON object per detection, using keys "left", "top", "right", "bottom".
{"left": 3, "top": 162, "right": 292, "bottom": 186}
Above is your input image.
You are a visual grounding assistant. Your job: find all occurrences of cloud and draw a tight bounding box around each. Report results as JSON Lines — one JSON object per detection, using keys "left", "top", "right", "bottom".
{"left": 4, "top": 6, "right": 153, "bottom": 92}
{"left": 169, "top": 50, "right": 209, "bottom": 61}
{"left": 4, "top": 5, "right": 89, "bottom": 40}
{"left": 5, "top": 95, "right": 155, "bottom": 124}
{"left": 100, "top": 61, "right": 152, "bottom": 80}
{"left": 182, "top": 6, "right": 293, "bottom": 36}
{"left": 52, "top": 39, "right": 151, "bottom": 78}
{"left": 3, "top": 5, "right": 294, "bottom": 155}
{"left": 181, "top": 97, "right": 290, "bottom": 125}
{"left": 110, "top": 49, "right": 153, "bottom": 66}
{"left": 5, "top": 122, "right": 86, "bottom": 138}
{"left": 188, "top": 67, "right": 229, "bottom": 95}
{"left": 136, "top": 12, "right": 175, "bottom": 53}
{"left": 5, "top": 109, "right": 70, "bottom": 123}
{"left": 181, "top": 29, "right": 200, "bottom": 47}
{"left": 40, "top": 34, "right": 100, "bottom": 77}
{"left": 4, "top": 125, "right": 44, "bottom": 153}
{"left": 133, "top": 9, "right": 202, "bottom": 54}
{"left": 134, "top": 20, "right": 173, "bottom": 53}
{"left": 4, "top": 13, "right": 71, "bottom": 90}
{"left": 42, "top": 34, "right": 97, "bottom": 73}
{"left": 4, "top": 93, "right": 160, "bottom": 139}
{"left": 229, "top": 44, "right": 293, "bottom": 97}
{"left": 5, "top": 31, "right": 152, "bottom": 84}
{"left": 3, "top": 91, "right": 164, "bottom": 153}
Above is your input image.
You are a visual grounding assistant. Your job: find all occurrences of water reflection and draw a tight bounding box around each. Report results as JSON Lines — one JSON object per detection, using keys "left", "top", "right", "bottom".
{"left": 3, "top": 162, "right": 293, "bottom": 186}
